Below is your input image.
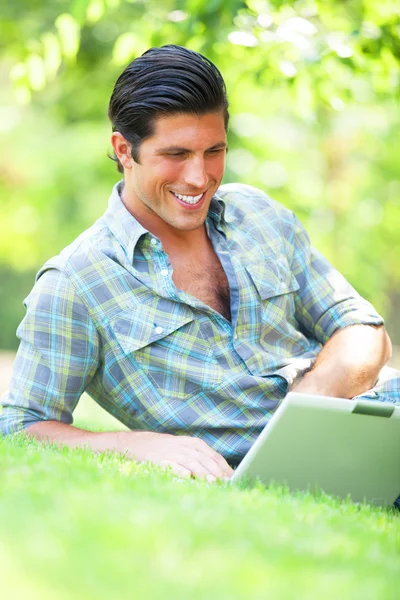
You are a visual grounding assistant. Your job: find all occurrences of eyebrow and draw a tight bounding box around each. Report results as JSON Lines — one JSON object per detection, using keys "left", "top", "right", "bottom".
{"left": 155, "top": 141, "right": 228, "bottom": 154}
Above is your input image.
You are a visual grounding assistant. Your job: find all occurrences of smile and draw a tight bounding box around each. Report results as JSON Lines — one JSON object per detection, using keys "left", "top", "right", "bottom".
{"left": 171, "top": 191, "right": 204, "bottom": 205}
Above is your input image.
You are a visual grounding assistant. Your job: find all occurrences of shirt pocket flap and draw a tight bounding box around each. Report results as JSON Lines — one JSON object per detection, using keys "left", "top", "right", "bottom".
{"left": 246, "top": 258, "right": 300, "bottom": 300}
{"left": 110, "top": 305, "right": 194, "bottom": 353}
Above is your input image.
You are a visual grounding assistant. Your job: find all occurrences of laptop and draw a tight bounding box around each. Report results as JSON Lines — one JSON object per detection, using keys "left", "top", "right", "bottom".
{"left": 231, "top": 392, "right": 400, "bottom": 506}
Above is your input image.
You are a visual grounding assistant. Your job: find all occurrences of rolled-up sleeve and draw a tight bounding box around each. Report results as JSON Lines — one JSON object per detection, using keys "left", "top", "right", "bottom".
{"left": 0, "top": 269, "right": 99, "bottom": 435}
{"left": 290, "top": 214, "right": 384, "bottom": 344}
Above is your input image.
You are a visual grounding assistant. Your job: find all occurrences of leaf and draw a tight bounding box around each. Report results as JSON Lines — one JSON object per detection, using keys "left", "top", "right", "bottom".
{"left": 25, "top": 54, "right": 46, "bottom": 91}
{"left": 41, "top": 32, "right": 62, "bottom": 79}
{"left": 112, "top": 32, "right": 148, "bottom": 65}
{"left": 55, "top": 13, "right": 81, "bottom": 62}
{"left": 86, "top": 0, "right": 105, "bottom": 24}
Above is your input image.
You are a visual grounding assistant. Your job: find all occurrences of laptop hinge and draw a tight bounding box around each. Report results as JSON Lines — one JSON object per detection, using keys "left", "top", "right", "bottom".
{"left": 352, "top": 400, "right": 394, "bottom": 418}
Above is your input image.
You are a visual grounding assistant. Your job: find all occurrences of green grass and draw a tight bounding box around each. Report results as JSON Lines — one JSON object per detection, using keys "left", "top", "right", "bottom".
{"left": 0, "top": 398, "right": 399, "bottom": 600}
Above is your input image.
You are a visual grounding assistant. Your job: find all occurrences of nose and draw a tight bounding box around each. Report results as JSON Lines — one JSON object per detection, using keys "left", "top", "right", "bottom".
{"left": 183, "top": 156, "right": 208, "bottom": 190}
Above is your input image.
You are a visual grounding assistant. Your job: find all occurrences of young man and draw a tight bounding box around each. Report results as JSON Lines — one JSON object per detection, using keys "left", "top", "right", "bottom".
{"left": 1, "top": 45, "right": 398, "bottom": 482}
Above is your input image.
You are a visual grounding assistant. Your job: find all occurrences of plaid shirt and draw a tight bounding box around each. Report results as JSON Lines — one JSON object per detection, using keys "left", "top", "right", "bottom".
{"left": 0, "top": 182, "right": 384, "bottom": 464}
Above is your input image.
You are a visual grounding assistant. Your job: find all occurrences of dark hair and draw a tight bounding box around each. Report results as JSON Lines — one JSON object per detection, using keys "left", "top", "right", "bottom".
{"left": 108, "top": 44, "right": 229, "bottom": 172}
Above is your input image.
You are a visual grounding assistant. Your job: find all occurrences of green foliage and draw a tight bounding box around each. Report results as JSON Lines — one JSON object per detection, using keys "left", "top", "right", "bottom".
{"left": 0, "top": 431, "right": 399, "bottom": 599}
{"left": 1, "top": 0, "right": 400, "bottom": 348}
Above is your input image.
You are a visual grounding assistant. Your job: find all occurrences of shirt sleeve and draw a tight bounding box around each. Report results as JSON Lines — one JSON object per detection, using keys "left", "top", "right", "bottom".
{"left": 0, "top": 268, "right": 100, "bottom": 435}
{"left": 289, "top": 213, "right": 384, "bottom": 344}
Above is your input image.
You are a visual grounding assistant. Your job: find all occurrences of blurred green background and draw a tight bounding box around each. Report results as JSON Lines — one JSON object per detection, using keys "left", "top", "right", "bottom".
{"left": 1, "top": 0, "right": 400, "bottom": 351}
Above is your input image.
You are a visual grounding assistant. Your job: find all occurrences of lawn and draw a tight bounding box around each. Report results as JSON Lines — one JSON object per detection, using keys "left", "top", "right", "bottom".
{"left": 1, "top": 395, "right": 399, "bottom": 600}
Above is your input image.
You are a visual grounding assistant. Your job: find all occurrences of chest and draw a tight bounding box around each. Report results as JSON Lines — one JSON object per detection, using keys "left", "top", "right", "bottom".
{"left": 169, "top": 248, "right": 231, "bottom": 321}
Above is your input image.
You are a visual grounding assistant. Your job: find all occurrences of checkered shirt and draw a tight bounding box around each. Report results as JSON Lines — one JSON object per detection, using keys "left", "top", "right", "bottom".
{"left": 0, "top": 182, "right": 384, "bottom": 464}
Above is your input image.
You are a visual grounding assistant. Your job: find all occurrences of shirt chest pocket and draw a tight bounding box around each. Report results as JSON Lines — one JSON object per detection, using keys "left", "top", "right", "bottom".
{"left": 245, "top": 257, "right": 299, "bottom": 301}
{"left": 108, "top": 301, "right": 222, "bottom": 399}
{"left": 245, "top": 257, "right": 307, "bottom": 356}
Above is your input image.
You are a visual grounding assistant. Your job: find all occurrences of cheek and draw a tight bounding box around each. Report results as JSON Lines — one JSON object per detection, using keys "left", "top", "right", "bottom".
{"left": 209, "top": 155, "right": 226, "bottom": 179}
{"left": 155, "top": 164, "right": 183, "bottom": 188}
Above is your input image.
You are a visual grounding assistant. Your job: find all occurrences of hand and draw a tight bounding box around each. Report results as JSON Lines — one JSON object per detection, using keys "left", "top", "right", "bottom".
{"left": 127, "top": 431, "right": 234, "bottom": 482}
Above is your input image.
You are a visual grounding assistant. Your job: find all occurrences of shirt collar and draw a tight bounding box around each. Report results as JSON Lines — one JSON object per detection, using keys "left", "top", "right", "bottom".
{"left": 208, "top": 191, "right": 228, "bottom": 227}
{"left": 103, "top": 181, "right": 147, "bottom": 264}
{"left": 103, "top": 180, "right": 228, "bottom": 263}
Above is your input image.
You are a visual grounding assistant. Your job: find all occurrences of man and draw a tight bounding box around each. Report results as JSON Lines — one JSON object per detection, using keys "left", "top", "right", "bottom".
{"left": 1, "top": 45, "right": 399, "bottom": 482}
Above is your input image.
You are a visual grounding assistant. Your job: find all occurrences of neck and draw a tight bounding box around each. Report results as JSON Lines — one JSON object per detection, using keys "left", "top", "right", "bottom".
{"left": 121, "top": 185, "right": 209, "bottom": 253}
{"left": 160, "top": 226, "right": 209, "bottom": 255}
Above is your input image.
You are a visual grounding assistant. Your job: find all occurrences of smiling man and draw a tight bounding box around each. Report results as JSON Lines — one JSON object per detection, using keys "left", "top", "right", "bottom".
{"left": 1, "top": 45, "right": 399, "bottom": 481}
{"left": 113, "top": 111, "right": 231, "bottom": 322}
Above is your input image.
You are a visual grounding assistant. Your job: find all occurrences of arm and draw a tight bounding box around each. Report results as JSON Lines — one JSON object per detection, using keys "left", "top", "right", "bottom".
{"left": 285, "top": 214, "right": 388, "bottom": 397}
{"left": 292, "top": 324, "right": 392, "bottom": 398}
{"left": 26, "top": 421, "right": 233, "bottom": 481}
{"left": 1, "top": 269, "right": 232, "bottom": 480}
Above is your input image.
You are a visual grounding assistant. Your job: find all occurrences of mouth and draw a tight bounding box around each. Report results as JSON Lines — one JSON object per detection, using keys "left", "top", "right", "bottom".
{"left": 170, "top": 190, "right": 206, "bottom": 210}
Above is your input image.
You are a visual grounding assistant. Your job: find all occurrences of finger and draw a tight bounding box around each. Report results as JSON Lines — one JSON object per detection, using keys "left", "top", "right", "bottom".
{"left": 178, "top": 459, "right": 218, "bottom": 481}
{"left": 179, "top": 436, "right": 234, "bottom": 478}
{"left": 194, "top": 444, "right": 234, "bottom": 478}
{"left": 186, "top": 437, "right": 234, "bottom": 477}
{"left": 213, "top": 453, "right": 234, "bottom": 478}
{"left": 195, "top": 453, "right": 232, "bottom": 481}
{"left": 159, "top": 460, "right": 191, "bottom": 479}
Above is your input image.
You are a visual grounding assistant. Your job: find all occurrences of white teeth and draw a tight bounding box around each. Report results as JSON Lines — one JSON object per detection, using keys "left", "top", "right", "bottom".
{"left": 173, "top": 191, "right": 203, "bottom": 205}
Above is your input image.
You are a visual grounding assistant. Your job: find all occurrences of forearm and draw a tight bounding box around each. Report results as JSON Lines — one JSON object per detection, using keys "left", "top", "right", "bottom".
{"left": 26, "top": 420, "right": 137, "bottom": 458}
{"left": 292, "top": 324, "right": 392, "bottom": 398}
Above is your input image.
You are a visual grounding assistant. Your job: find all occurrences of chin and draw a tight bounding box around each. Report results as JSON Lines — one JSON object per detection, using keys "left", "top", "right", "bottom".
{"left": 172, "top": 218, "right": 206, "bottom": 232}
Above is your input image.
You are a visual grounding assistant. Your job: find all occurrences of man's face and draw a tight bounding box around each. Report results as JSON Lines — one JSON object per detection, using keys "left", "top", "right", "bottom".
{"left": 122, "top": 111, "right": 227, "bottom": 235}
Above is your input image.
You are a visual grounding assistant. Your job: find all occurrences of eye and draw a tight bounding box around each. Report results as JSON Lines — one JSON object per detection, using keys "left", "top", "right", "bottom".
{"left": 166, "top": 152, "right": 186, "bottom": 158}
{"left": 207, "top": 148, "right": 225, "bottom": 155}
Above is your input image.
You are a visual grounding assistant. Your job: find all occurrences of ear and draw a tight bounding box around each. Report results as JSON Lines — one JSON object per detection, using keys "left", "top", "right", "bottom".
{"left": 111, "top": 132, "right": 133, "bottom": 170}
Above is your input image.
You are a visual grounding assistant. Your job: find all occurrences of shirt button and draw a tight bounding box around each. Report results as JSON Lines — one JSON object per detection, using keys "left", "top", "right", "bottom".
{"left": 150, "top": 238, "right": 157, "bottom": 246}
{"left": 234, "top": 333, "right": 238, "bottom": 340}
{"left": 280, "top": 280, "right": 286, "bottom": 288}
{"left": 155, "top": 326, "right": 163, "bottom": 335}
{"left": 161, "top": 269, "right": 168, "bottom": 276}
